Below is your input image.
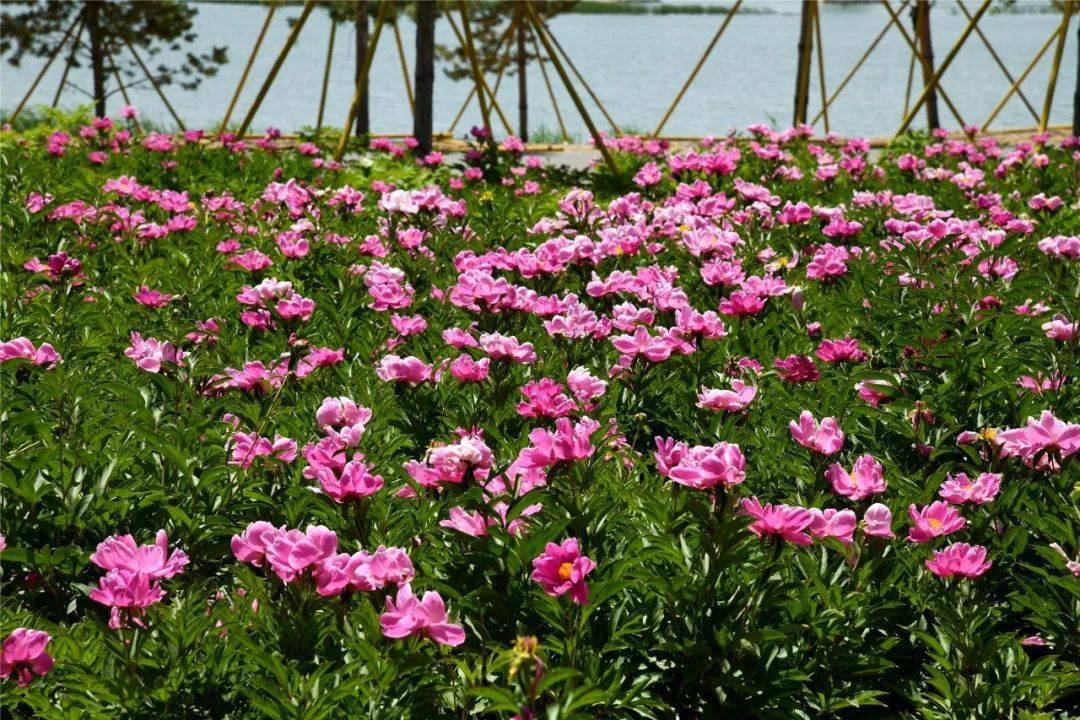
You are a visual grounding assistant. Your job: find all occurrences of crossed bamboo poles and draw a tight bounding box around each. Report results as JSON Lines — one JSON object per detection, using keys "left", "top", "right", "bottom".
{"left": 9, "top": 5, "right": 186, "bottom": 129}
{"left": 11, "top": 1, "right": 1076, "bottom": 151}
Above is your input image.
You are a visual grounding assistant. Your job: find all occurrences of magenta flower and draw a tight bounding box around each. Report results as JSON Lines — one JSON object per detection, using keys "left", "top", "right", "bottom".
{"left": 517, "top": 378, "right": 574, "bottom": 418}
{"left": 861, "top": 503, "right": 895, "bottom": 538}
{"left": 719, "top": 290, "right": 767, "bottom": 317}
{"left": 938, "top": 472, "right": 1001, "bottom": 505}
{"left": 318, "top": 458, "right": 384, "bottom": 502}
{"left": 996, "top": 411, "right": 1079, "bottom": 470}
{"left": 518, "top": 417, "right": 600, "bottom": 469}
{"left": 740, "top": 497, "right": 814, "bottom": 546}
{"left": 380, "top": 584, "right": 466, "bottom": 646}
{"left": 825, "top": 454, "right": 886, "bottom": 501}
{"left": 449, "top": 354, "right": 490, "bottom": 382}
{"left": 815, "top": 337, "right": 867, "bottom": 364}
{"left": 124, "top": 332, "right": 186, "bottom": 373}
{"left": 375, "top": 354, "right": 433, "bottom": 384}
{"left": 91, "top": 530, "right": 189, "bottom": 579}
{"left": 132, "top": 285, "right": 174, "bottom": 308}
{"left": 315, "top": 396, "right": 372, "bottom": 435}
{"left": 907, "top": 501, "right": 966, "bottom": 543}
{"left": 265, "top": 525, "right": 338, "bottom": 583}
{"left": 228, "top": 432, "right": 297, "bottom": 468}
{"left": 808, "top": 508, "right": 857, "bottom": 544}
{"left": 789, "top": 411, "right": 844, "bottom": 455}
{"left": 1, "top": 629, "right": 54, "bottom": 686}
{"left": 774, "top": 355, "right": 820, "bottom": 383}
{"left": 697, "top": 379, "right": 757, "bottom": 413}
{"left": 531, "top": 538, "right": 596, "bottom": 604}
{"left": 89, "top": 569, "right": 167, "bottom": 629}
{"left": 0, "top": 337, "right": 60, "bottom": 368}
{"left": 925, "top": 543, "right": 992, "bottom": 578}
{"left": 666, "top": 441, "right": 746, "bottom": 490}
{"left": 1041, "top": 315, "right": 1076, "bottom": 341}
{"left": 231, "top": 521, "right": 281, "bottom": 566}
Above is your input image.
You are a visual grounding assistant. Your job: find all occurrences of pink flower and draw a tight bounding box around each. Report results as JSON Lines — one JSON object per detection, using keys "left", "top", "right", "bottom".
{"left": 318, "top": 458, "right": 384, "bottom": 502}
{"left": 231, "top": 521, "right": 281, "bottom": 566}
{"left": 861, "top": 503, "right": 895, "bottom": 538}
{"left": 925, "top": 543, "right": 992, "bottom": 578}
{"left": 276, "top": 293, "right": 315, "bottom": 322}
{"left": 265, "top": 525, "right": 338, "bottom": 583}
{"left": 0, "top": 337, "right": 60, "bottom": 368}
{"left": 740, "top": 497, "right": 814, "bottom": 546}
{"left": 89, "top": 569, "right": 167, "bottom": 629}
{"left": 380, "top": 584, "right": 466, "bottom": 646}
{"left": 517, "top": 378, "right": 574, "bottom": 418}
{"left": 1, "top": 629, "right": 54, "bottom": 686}
{"left": 774, "top": 355, "right": 820, "bottom": 383}
{"left": 566, "top": 366, "right": 607, "bottom": 406}
{"left": 124, "top": 332, "right": 185, "bottom": 373}
{"left": 666, "top": 442, "right": 746, "bottom": 490}
{"left": 719, "top": 290, "right": 767, "bottom": 317}
{"left": 815, "top": 337, "right": 867, "bottom": 364}
{"left": 531, "top": 538, "right": 596, "bottom": 604}
{"left": 907, "top": 501, "right": 966, "bottom": 543}
{"left": 376, "top": 354, "right": 433, "bottom": 384}
{"left": 91, "top": 530, "right": 189, "bottom": 579}
{"left": 697, "top": 380, "right": 757, "bottom": 413}
{"left": 518, "top": 417, "right": 600, "bottom": 469}
{"left": 807, "top": 508, "right": 857, "bottom": 544}
{"left": 228, "top": 432, "right": 298, "bottom": 468}
{"left": 315, "top": 396, "right": 372, "bottom": 435}
{"left": 1041, "top": 315, "right": 1076, "bottom": 341}
{"left": 996, "top": 411, "right": 1079, "bottom": 469}
{"left": 449, "top": 354, "right": 490, "bottom": 382}
{"left": 825, "top": 454, "right": 886, "bottom": 500}
{"left": 938, "top": 472, "right": 1001, "bottom": 505}
{"left": 132, "top": 285, "right": 174, "bottom": 308}
{"left": 789, "top": 411, "right": 844, "bottom": 455}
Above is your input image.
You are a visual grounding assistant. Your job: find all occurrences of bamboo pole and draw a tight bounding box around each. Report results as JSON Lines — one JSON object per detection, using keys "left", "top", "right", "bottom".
{"left": 982, "top": 24, "right": 1062, "bottom": 130}
{"left": 335, "top": 0, "right": 389, "bottom": 161}
{"left": 538, "top": 16, "right": 622, "bottom": 134}
{"left": 107, "top": 48, "right": 142, "bottom": 133}
{"left": 392, "top": 18, "right": 415, "bottom": 115}
{"left": 447, "top": 9, "right": 514, "bottom": 136}
{"left": 956, "top": 0, "right": 1038, "bottom": 122}
{"left": 120, "top": 34, "right": 186, "bottom": 131}
{"left": 894, "top": 0, "right": 990, "bottom": 137}
{"left": 52, "top": 16, "right": 86, "bottom": 108}
{"left": 529, "top": 22, "right": 570, "bottom": 142}
{"left": 10, "top": 11, "right": 84, "bottom": 123}
{"left": 219, "top": 3, "right": 277, "bottom": 133}
{"left": 652, "top": 0, "right": 742, "bottom": 139}
{"left": 881, "top": 0, "right": 967, "bottom": 130}
{"left": 524, "top": 1, "right": 619, "bottom": 175}
{"left": 316, "top": 20, "right": 337, "bottom": 137}
{"left": 1039, "top": 1, "right": 1074, "bottom": 133}
{"left": 812, "top": 0, "right": 909, "bottom": 126}
{"left": 912, "top": 1, "right": 940, "bottom": 130}
{"left": 813, "top": 1, "right": 829, "bottom": 133}
{"left": 235, "top": 0, "right": 314, "bottom": 138}
{"left": 446, "top": 17, "right": 519, "bottom": 134}
{"left": 793, "top": 0, "right": 814, "bottom": 125}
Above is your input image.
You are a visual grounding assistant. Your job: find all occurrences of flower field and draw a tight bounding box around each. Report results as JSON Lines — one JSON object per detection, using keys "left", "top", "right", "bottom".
{"left": 1, "top": 115, "right": 1078, "bottom": 719}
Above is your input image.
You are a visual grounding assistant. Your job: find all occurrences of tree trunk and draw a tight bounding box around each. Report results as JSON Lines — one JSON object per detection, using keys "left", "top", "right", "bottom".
{"left": 912, "top": 1, "right": 940, "bottom": 131}
{"left": 517, "top": 8, "right": 527, "bottom": 141}
{"left": 87, "top": 0, "right": 106, "bottom": 118}
{"left": 354, "top": 1, "right": 370, "bottom": 137}
{"left": 413, "top": 0, "right": 436, "bottom": 154}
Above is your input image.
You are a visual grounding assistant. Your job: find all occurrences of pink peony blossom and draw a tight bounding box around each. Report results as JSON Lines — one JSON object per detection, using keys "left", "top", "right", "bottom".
{"left": 807, "top": 508, "right": 857, "bottom": 544}
{"left": 380, "top": 584, "right": 465, "bottom": 646}
{"left": 925, "top": 542, "right": 992, "bottom": 578}
{"left": 697, "top": 379, "right": 757, "bottom": 413}
{"left": 789, "top": 411, "right": 844, "bottom": 455}
{"left": 740, "top": 497, "right": 814, "bottom": 546}
{"left": 825, "top": 454, "right": 886, "bottom": 501}
{"left": 531, "top": 538, "right": 595, "bottom": 604}
{"left": 907, "top": 501, "right": 966, "bottom": 543}
{"left": 862, "top": 503, "right": 895, "bottom": 538}
{"left": 1, "top": 629, "right": 54, "bottom": 686}
{"left": 937, "top": 472, "right": 1001, "bottom": 505}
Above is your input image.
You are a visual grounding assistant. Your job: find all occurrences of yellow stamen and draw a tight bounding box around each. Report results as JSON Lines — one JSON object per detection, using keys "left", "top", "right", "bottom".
{"left": 557, "top": 562, "right": 574, "bottom": 581}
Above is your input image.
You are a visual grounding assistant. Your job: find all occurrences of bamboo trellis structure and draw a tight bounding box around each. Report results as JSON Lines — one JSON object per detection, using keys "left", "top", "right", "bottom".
{"left": 8, "top": 1, "right": 1078, "bottom": 153}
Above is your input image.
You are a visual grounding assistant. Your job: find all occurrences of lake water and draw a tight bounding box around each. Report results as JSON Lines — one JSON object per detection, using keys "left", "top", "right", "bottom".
{"left": 2, "top": 1, "right": 1075, "bottom": 139}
